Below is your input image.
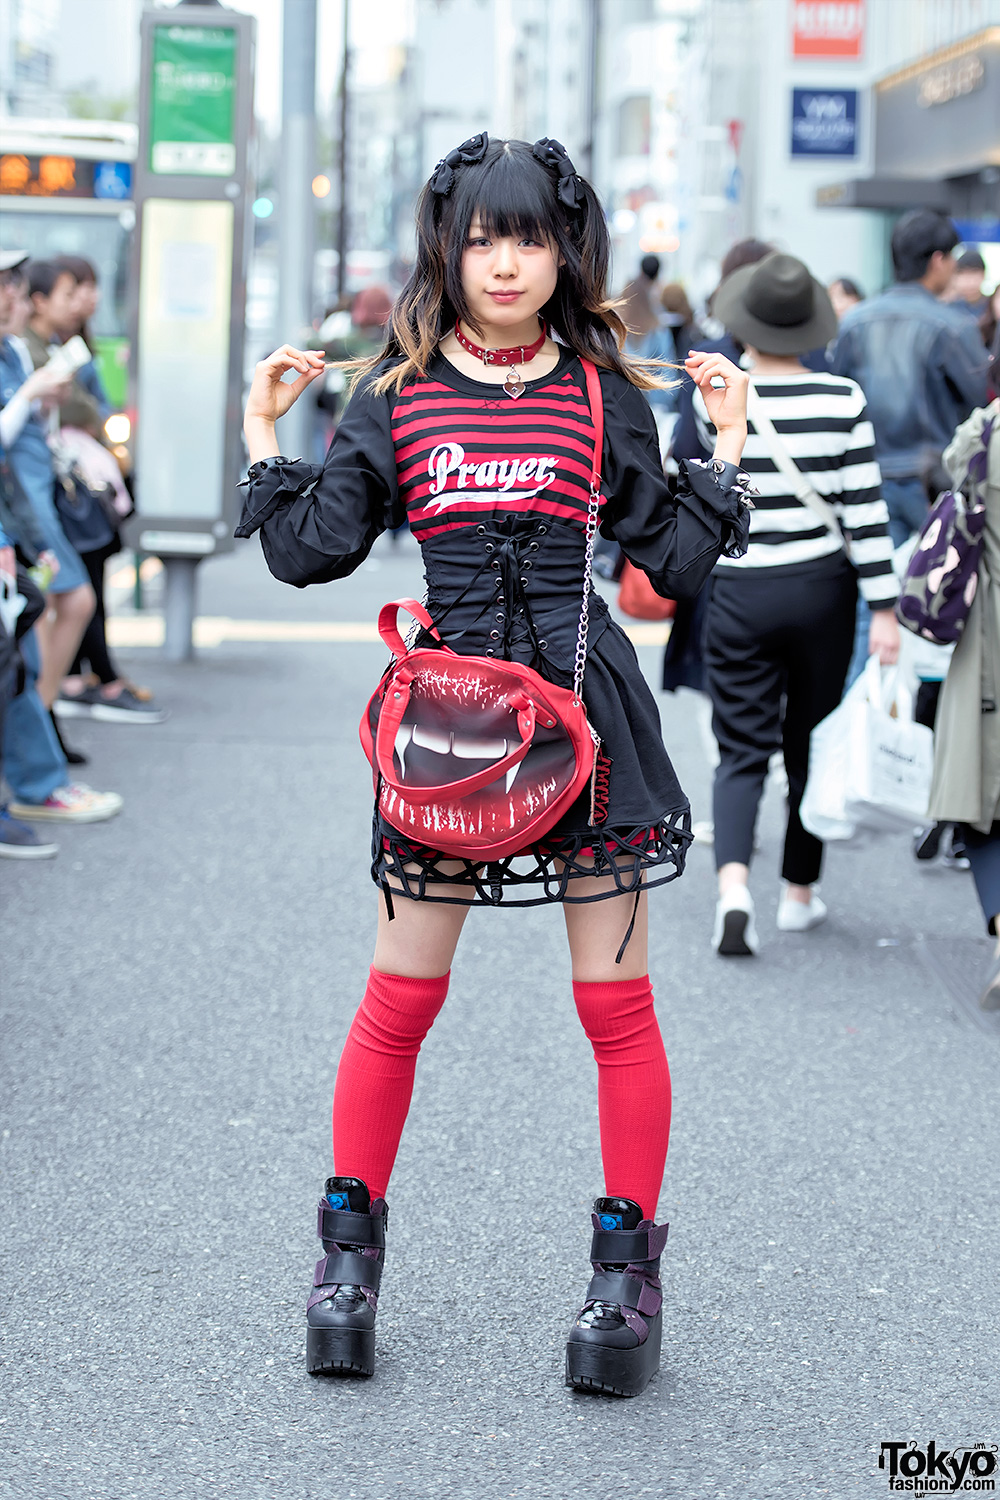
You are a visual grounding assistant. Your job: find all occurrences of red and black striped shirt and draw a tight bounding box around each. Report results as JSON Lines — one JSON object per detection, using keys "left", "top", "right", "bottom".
{"left": 391, "top": 357, "right": 600, "bottom": 541}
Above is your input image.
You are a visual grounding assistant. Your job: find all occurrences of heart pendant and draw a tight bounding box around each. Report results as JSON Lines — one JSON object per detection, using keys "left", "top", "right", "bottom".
{"left": 504, "top": 369, "right": 525, "bottom": 399}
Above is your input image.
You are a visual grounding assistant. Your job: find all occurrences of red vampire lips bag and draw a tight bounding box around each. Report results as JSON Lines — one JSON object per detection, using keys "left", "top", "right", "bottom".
{"left": 359, "top": 359, "right": 606, "bottom": 860}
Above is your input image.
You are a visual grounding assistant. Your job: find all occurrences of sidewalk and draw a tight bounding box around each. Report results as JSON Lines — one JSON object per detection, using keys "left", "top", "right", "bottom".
{"left": 2, "top": 535, "right": 996, "bottom": 1500}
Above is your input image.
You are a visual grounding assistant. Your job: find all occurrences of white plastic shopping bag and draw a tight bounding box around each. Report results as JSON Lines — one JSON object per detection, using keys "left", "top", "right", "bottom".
{"left": 800, "top": 656, "right": 934, "bottom": 842}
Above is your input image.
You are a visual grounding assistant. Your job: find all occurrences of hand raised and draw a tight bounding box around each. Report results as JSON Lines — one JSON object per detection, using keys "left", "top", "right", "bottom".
{"left": 684, "top": 350, "right": 748, "bottom": 436}
{"left": 244, "top": 345, "right": 326, "bottom": 428}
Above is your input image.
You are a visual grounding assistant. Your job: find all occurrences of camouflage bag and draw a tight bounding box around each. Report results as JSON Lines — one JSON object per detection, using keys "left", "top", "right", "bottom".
{"left": 896, "top": 413, "right": 993, "bottom": 646}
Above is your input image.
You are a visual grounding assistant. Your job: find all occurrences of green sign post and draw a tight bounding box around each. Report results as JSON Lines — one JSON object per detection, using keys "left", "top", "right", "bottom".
{"left": 129, "top": 5, "right": 255, "bottom": 660}
{"left": 149, "top": 24, "right": 237, "bottom": 177}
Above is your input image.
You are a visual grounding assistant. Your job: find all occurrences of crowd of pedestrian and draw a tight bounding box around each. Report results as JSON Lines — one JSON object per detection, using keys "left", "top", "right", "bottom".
{"left": 618, "top": 208, "right": 995, "bottom": 989}
{"left": 0, "top": 247, "right": 165, "bottom": 863}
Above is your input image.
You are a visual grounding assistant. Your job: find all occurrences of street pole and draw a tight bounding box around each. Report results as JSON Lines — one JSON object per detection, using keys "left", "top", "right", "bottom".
{"left": 277, "top": 0, "right": 317, "bottom": 461}
{"left": 335, "top": 0, "right": 350, "bottom": 303}
{"left": 582, "top": 0, "right": 600, "bottom": 182}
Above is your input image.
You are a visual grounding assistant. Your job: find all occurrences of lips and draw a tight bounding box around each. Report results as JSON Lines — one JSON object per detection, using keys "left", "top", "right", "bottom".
{"left": 377, "top": 683, "right": 575, "bottom": 841}
{"left": 487, "top": 291, "right": 522, "bottom": 302}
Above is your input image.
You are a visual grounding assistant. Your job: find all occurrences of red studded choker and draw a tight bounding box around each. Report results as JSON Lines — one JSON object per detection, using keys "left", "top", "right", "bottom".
{"left": 453, "top": 317, "right": 547, "bottom": 399}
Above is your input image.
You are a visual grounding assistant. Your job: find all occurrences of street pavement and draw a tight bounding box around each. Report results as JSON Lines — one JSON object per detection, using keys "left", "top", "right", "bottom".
{"left": 2, "top": 532, "right": 997, "bottom": 1500}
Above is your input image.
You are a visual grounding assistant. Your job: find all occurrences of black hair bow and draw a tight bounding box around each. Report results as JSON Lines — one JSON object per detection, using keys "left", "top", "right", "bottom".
{"left": 532, "top": 138, "right": 585, "bottom": 213}
{"left": 429, "top": 133, "right": 489, "bottom": 196}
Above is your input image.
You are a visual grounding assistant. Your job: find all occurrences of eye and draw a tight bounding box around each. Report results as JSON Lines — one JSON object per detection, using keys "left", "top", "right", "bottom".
{"left": 520, "top": 237, "right": 543, "bottom": 248}
{"left": 466, "top": 236, "right": 491, "bottom": 248}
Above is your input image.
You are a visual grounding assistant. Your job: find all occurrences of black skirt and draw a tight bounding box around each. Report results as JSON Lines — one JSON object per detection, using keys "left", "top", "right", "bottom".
{"left": 371, "top": 614, "right": 692, "bottom": 909}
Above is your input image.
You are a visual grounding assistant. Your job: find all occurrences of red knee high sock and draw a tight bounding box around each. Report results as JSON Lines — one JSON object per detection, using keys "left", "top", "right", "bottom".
{"left": 572, "top": 975, "right": 671, "bottom": 1222}
{"left": 332, "top": 966, "right": 450, "bottom": 1201}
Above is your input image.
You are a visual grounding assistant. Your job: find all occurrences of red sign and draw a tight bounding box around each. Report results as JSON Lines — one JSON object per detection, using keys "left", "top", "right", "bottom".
{"left": 792, "top": 0, "right": 864, "bottom": 59}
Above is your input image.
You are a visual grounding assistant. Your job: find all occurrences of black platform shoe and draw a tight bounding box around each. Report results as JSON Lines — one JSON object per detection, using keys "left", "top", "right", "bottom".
{"left": 306, "top": 1176, "right": 387, "bottom": 1377}
{"left": 566, "top": 1196, "right": 668, "bottom": 1398}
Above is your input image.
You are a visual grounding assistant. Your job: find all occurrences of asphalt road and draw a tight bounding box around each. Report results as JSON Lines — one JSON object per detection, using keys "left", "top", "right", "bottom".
{"left": 2, "top": 533, "right": 997, "bottom": 1500}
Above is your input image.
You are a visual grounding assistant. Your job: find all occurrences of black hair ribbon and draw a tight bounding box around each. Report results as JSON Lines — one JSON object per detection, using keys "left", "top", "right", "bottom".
{"left": 429, "top": 133, "right": 489, "bottom": 196}
{"left": 531, "top": 138, "right": 585, "bottom": 213}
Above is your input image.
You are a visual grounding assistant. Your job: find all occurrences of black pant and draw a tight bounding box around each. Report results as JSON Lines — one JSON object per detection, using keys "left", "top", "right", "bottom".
{"left": 71, "top": 537, "right": 120, "bottom": 684}
{"left": 705, "top": 557, "right": 857, "bottom": 886}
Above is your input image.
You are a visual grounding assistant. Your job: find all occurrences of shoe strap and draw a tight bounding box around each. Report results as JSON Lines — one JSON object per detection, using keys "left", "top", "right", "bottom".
{"left": 589, "top": 1219, "right": 668, "bottom": 1264}
{"left": 585, "top": 1269, "right": 661, "bottom": 1317}
{"left": 317, "top": 1202, "right": 386, "bottom": 1248}
{"left": 314, "top": 1249, "right": 383, "bottom": 1293}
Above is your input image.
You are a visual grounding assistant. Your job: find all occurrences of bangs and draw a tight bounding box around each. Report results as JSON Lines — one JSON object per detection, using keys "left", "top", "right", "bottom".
{"left": 450, "top": 147, "right": 562, "bottom": 246}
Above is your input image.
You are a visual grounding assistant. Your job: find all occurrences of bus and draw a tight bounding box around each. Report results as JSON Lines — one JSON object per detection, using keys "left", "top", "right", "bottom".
{"left": 0, "top": 118, "right": 136, "bottom": 418}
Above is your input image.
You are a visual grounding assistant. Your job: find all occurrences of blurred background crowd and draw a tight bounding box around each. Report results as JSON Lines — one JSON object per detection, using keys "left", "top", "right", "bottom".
{"left": 1, "top": 0, "right": 998, "bottom": 988}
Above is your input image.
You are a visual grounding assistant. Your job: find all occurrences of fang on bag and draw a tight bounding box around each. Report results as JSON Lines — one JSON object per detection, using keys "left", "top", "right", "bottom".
{"left": 359, "top": 359, "right": 607, "bottom": 860}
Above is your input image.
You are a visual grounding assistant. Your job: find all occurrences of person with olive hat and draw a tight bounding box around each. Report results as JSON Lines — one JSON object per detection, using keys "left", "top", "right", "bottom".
{"left": 693, "top": 252, "right": 900, "bottom": 956}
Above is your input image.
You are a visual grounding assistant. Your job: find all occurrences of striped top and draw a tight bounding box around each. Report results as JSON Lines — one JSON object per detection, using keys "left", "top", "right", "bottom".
{"left": 694, "top": 373, "right": 897, "bottom": 609}
{"left": 390, "top": 364, "right": 600, "bottom": 542}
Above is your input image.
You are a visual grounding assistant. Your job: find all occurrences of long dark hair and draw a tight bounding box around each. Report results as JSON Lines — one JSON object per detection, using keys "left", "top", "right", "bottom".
{"left": 360, "top": 137, "right": 666, "bottom": 395}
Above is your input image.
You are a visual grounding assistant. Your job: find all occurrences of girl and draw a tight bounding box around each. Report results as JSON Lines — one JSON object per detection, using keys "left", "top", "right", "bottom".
{"left": 238, "top": 135, "right": 752, "bottom": 1398}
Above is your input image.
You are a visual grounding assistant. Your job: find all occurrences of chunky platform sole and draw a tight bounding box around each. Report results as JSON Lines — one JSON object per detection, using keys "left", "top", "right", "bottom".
{"left": 566, "top": 1312, "right": 662, "bottom": 1398}
{"left": 306, "top": 1324, "right": 375, "bottom": 1377}
{"left": 717, "top": 908, "right": 754, "bottom": 957}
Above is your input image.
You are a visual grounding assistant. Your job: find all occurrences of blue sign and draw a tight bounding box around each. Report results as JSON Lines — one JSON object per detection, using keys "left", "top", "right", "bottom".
{"left": 791, "top": 89, "right": 858, "bottom": 159}
{"left": 93, "top": 160, "right": 133, "bottom": 200}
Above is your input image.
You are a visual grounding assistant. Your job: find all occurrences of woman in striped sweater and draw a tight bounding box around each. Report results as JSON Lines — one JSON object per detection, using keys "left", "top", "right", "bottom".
{"left": 694, "top": 253, "right": 899, "bottom": 956}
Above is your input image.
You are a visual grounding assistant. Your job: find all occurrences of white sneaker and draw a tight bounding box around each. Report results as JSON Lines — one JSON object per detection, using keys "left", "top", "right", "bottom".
{"left": 692, "top": 820, "right": 715, "bottom": 846}
{"left": 776, "top": 893, "right": 827, "bottom": 932}
{"left": 9, "top": 782, "right": 124, "bottom": 823}
{"left": 712, "top": 885, "right": 759, "bottom": 956}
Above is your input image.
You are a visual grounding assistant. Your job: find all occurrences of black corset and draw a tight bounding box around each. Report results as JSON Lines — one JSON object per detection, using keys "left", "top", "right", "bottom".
{"left": 419, "top": 517, "right": 610, "bottom": 680}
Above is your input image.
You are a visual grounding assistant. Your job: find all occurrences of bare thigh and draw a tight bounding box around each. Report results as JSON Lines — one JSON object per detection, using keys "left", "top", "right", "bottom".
{"left": 561, "top": 863, "right": 649, "bottom": 982}
{"left": 372, "top": 858, "right": 473, "bottom": 977}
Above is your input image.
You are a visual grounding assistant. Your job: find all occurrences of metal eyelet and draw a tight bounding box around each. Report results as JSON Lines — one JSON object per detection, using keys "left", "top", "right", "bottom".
{"left": 538, "top": 639, "right": 548, "bottom": 650}
{"left": 528, "top": 541, "right": 539, "bottom": 551}
{"left": 476, "top": 524, "right": 486, "bottom": 534}
{"left": 491, "top": 559, "right": 501, "bottom": 569}
{"left": 523, "top": 560, "right": 532, "bottom": 570}
{"left": 536, "top": 524, "right": 547, "bottom": 534}
{"left": 494, "top": 577, "right": 503, "bottom": 588}
{"left": 484, "top": 542, "right": 494, "bottom": 553}
{"left": 495, "top": 612, "right": 504, "bottom": 622}
{"left": 489, "top": 630, "right": 500, "bottom": 640}
{"left": 485, "top": 648, "right": 495, "bottom": 656}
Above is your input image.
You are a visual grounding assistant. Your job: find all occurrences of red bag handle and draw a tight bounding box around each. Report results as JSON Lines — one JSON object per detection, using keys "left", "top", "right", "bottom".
{"left": 377, "top": 598, "right": 450, "bottom": 660}
{"left": 580, "top": 358, "right": 604, "bottom": 494}
{"left": 374, "top": 678, "right": 538, "bottom": 803}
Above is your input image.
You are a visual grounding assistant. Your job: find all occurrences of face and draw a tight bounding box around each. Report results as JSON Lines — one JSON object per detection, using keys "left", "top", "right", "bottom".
{"left": 952, "top": 267, "right": 984, "bottom": 303}
{"left": 32, "top": 271, "right": 79, "bottom": 335}
{"left": 460, "top": 218, "right": 560, "bottom": 332}
{"left": 71, "top": 277, "right": 99, "bottom": 324}
{"left": 0, "top": 276, "right": 31, "bottom": 337}
{"left": 0, "top": 271, "right": 20, "bottom": 330}
{"left": 828, "top": 280, "right": 860, "bottom": 320}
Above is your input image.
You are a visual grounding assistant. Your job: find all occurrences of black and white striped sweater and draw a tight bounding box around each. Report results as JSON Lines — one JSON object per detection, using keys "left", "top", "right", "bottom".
{"left": 694, "top": 372, "right": 897, "bottom": 609}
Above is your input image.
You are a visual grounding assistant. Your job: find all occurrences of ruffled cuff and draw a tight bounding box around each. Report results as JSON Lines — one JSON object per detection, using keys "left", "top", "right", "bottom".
{"left": 234, "top": 456, "right": 319, "bottom": 539}
{"left": 683, "top": 457, "right": 755, "bottom": 559}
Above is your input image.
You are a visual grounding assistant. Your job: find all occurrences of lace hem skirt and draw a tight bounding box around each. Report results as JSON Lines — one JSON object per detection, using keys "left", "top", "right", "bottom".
{"left": 371, "top": 805, "right": 692, "bottom": 909}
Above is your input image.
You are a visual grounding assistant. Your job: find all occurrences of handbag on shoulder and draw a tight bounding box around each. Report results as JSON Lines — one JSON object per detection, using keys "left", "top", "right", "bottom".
{"left": 896, "top": 410, "right": 994, "bottom": 646}
{"left": 359, "top": 359, "right": 607, "bottom": 860}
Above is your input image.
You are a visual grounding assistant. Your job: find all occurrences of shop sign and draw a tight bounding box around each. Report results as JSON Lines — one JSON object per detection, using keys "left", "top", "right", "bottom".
{"left": 790, "top": 88, "right": 858, "bottom": 157}
{"left": 149, "top": 25, "right": 237, "bottom": 176}
{"left": 792, "top": 0, "right": 865, "bottom": 59}
{"left": 918, "top": 52, "right": 986, "bottom": 107}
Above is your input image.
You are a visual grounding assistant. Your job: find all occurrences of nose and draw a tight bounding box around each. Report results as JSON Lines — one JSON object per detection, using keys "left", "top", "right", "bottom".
{"left": 492, "top": 239, "right": 518, "bottom": 279}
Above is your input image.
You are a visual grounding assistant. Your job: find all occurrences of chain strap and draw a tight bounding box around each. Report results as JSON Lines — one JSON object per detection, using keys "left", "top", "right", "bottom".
{"left": 572, "top": 478, "right": 602, "bottom": 703}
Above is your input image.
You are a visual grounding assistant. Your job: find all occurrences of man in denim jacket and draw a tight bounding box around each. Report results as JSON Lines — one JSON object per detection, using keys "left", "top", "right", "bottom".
{"left": 831, "top": 210, "right": 989, "bottom": 546}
